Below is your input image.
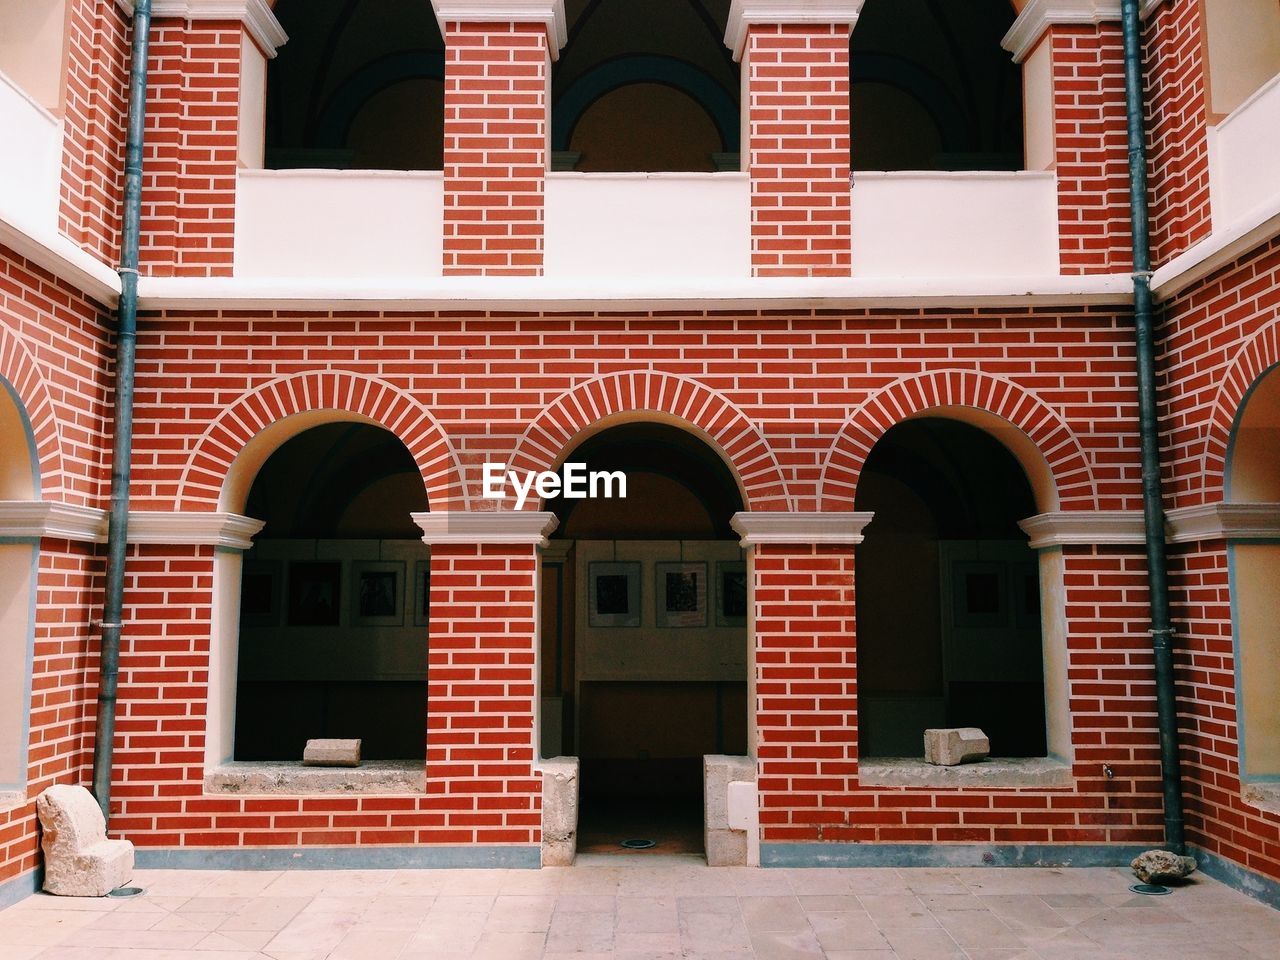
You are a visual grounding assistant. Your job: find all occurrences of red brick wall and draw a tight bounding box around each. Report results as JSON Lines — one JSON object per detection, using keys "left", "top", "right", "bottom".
{"left": 1145, "top": 0, "right": 1212, "bottom": 267}
{"left": 59, "top": 0, "right": 131, "bottom": 265}
{"left": 744, "top": 24, "right": 851, "bottom": 277}
{"left": 442, "top": 22, "right": 550, "bottom": 276}
{"left": 1050, "top": 25, "right": 1133, "bottom": 275}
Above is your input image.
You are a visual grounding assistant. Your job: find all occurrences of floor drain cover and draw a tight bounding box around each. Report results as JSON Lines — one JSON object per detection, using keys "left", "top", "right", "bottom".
{"left": 107, "top": 887, "right": 145, "bottom": 899}
{"left": 1129, "top": 883, "right": 1171, "bottom": 896}
{"left": 620, "top": 839, "right": 656, "bottom": 850}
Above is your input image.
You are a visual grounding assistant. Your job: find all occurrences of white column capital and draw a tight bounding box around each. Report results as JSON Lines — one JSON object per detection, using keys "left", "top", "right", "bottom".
{"left": 1165, "top": 503, "right": 1280, "bottom": 543}
{"left": 140, "top": 0, "right": 288, "bottom": 58}
{"left": 731, "top": 511, "right": 874, "bottom": 546}
{"left": 412, "top": 511, "right": 560, "bottom": 547}
{"left": 431, "top": 0, "right": 568, "bottom": 55}
{"left": 0, "top": 501, "right": 109, "bottom": 543}
{"left": 724, "top": 0, "right": 866, "bottom": 62}
{"left": 0, "top": 503, "right": 264, "bottom": 549}
{"left": 1018, "top": 511, "right": 1145, "bottom": 549}
{"left": 1001, "top": 0, "right": 1122, "bottom": 63}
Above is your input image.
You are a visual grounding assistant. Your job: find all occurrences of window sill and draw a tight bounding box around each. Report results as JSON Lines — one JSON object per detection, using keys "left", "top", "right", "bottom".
{"left": 0, "top": 789, "right": 26, "bottom": 814}
{"left": 204, "top": 761, "right": 425, "bottom": 796}
{"left": 1242, "top": 781, "right": 1280, "bottom": 816}
{"left": 859, "top": 757, "right": 1073, "bottom": 789}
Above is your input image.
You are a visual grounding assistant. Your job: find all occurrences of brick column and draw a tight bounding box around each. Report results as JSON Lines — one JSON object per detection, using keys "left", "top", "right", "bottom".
{"left": 732, "top": 512, "right": 870, "bottom": 846}
{"left": 434, "top": 0, "right": 566, "bottom": 276}
{"left": 416, "top": 512, "right": 557, "bottom": 846}
{"left": 1003, "top": 3, "right": 1132, "bottom": 274}
{"left": 725, "top": 1, "right": 863, "bottom": 277}
{"left": 140, "top": 0, "right": 286, "bottom": 277}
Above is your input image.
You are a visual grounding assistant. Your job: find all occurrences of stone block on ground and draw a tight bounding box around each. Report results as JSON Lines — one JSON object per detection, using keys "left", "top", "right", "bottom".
{"left": 1131, "top": 849, "right": 1197, "bottom": 884}
{"left": 303, "top": 738, "right": 361, "bottom": 766}
{"left": 704, "top": 754, "right": 756, "bottom": 866}
{"left": 540, "top": 757, "right": 578, "bottom": 866}
{"left": 924, "top": 727, "right": 990, "bottom": 766}
{"left": 36, "top": 784, "right": 134, "bottom": 897}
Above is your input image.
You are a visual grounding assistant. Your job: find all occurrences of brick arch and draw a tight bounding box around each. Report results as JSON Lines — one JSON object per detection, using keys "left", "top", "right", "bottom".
{"left": 0, "top": 324, "right": 64, "bottom": 499}
{"left": 818, "top": 371, "right": 1097, "bottom": 512}
{"left": 507, "top": 371, "right": 793, "bottom": 511}
{"left": 176, "top": 372, "right": 465, "bottom": 511}
{"left": 1204, "top": 320, "right": 1280, "bottom": 495}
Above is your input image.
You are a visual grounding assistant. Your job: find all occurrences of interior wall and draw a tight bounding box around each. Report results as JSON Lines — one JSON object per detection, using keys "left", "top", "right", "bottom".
{"left": 1231, "top": 543, "right": 1280, "bottom": 777}
{"left": 0, "top": 0, "right": 67, "bottom": 112}
{"left": 1229, "top": 365, "right": 1280, "bottom": 500}
{"left": 0, "top": 544, "right": 36, "bottom": 789}
{"left": 1203, "top": 0, "right": 1280, "bottom": 119}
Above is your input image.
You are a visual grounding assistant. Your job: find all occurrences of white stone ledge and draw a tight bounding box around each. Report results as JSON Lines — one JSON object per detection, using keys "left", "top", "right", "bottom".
{"left": 1002, "top": 1, "right": 1121, "bottom": 64}
{"left": 1166, "top": 503, "right": 1280, "bottom": 543}
{"left": 732, "top": 511, "right": 875, "bottom": 546}
{"left": 204, "top": 761, "right": 425, "bottom": 796}
{"left": 0, "top": 789, "right": 26, "bottom": 814}
{"left": 149, "top": 0, "right": 288, "bottom": 57}
{"left": 431, "top": 0, "right": 567, "bottom": 55}
{"left": 725, "top": 0, "right": 865, "bottom": 61}
{"left": 1019, "top": 511, "right": 1145, "bottom": 549}
{"left": 1152, "top": 194, "right": 1280, "bottom": 302}
{"left": 413, "top": 511, "right": 559, "bottom": 547}
{"left": 0, "top": 503, "right": 263, "bottom": 549}
{"left": 0, "top": 210, "right": 121, "bottom": 307}
{"left": 1242, "top": 781, "right": 1280, "bottom": 816}
{"left": 859, "top": 757, "right": 1074, "bottom": 789}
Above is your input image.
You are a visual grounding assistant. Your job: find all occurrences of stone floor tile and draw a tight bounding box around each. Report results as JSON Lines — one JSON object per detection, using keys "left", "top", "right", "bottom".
{"left": 881, "top": 926, "right": 967, "bottom": 959}
{"left": 328, "top": 924, "right": 416, "bottom": 960}
{"left": 551, "top": 893, "right": 615, "bottom": 913}
{"left": 176, "top": 896, "right": 254, "bottom": 914}
{"left": 218, "top": 896, "right": 310, "bottom": 932}
{"left": 152, "top": 911, "right": 231, "bottom": 932}
{"left": 808, "top": 910, "right": 892, "bottom": 951}
{"left": 783, "top": 869, "right": 856, "bottom": 896}
{"left": 823, "top": 952, "right": 898, "bottom": 960}
{"left": 934, "top": 911, "right": 1025, "bottom": 949}
{"left": 545, "top": 910, "right": 614, "bottom": 953}
{"left": 679, "top": 910, "right": 753, "bottom": 952}
{"left": 358, "top": 894, "right": 433, "bottom": 930}
{"left": 922, "top": 894, "right": 990, "bottom": 913}
{"left": 901, "top": 870, "right": 970, "bottom": 895}
{"left": 428, "top": 894, "right": 494, "bottom": 915}
{"left": 62, "top": 927, "right": 209, "bottom": 950}
{"left": 199, "top": 927, "right": 277, "bottom": 950}
{"left": 798, "top": 894, "right": 866, "bottom": 913}
{"left": 485, "top": 894, "right": 556, "bottom": 932}
{"left": 961, "top": 949, "right": 1040, "bottom": 960}
{"left": 749, "top": 927, "right": 827, "bottom": 959}
{"left": 859, "top": 893, "right": 934, "bottom": 925}
{"left": 739, "top": 895, "right": 810, "bottom": 933}
{"left": 614, "top": 929, "right": 682, "bottom": 954}
{"left": 678, "top": 895, "right": 742, "bottom": 915}
{"left": 470, "top": 929, "right": 548, "bottom": 960}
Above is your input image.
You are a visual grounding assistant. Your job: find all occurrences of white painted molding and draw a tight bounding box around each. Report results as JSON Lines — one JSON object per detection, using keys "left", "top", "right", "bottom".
{"left": 412, "top": 511, "right": 560, "bottom": 547}
{"left": 1152, "top": 195, "right": 1280, "bottom": 302}
{"left": 724, "top": 0, "right": 866, "bottom": 61}
{"left": 150, "top": 0, "right": 288, "bottom": 57}
{"left": 431, "top": 0, "right": 567, "bottom": 55}
{"left": 731, "top": 511, "right": 875, "bottom": 546}
{"left": 1018, "top": 511, "right": 1145, "bottom": 549}
{"left": 0, "top": 502, "right": 108, "bottom": 543}
{"left": 0, "top": 211, "right": 121, "bottom": 307}
{"left": 1165, "top": 503, "right": 1280, "bottom": 543}
{"left": 128, "top": 511, "right": 264, "bottom": 549}
{"left": 1002, "top": 0, "right": 1122, "bottom": 64}
{"left": 116, "top": 0, "right": 135, "bottom": 16}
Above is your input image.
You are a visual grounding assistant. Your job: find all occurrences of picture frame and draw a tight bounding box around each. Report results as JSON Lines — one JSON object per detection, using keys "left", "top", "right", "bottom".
{"left": 951, "top": 561, "right": 1008, "bottom": 628}
{"left": 287, "top": 561, "right": 342, "bottom": 627}
{"left": 352, "top": 560, "right": 405, "bottom": 627}
{"left": 413, "top": 558, "right": 431, "bottom": 627}
{"left": 240, "top": 559, "right": 282, "bottom": 628}
{"left": 588, "top": 561, "right": 641, "bottom": 628}
{"left": 656, "top": 561, "right": 707, "bottom": 628}
{"left": 715, "top": 560, "right": 748, "bottom": 628}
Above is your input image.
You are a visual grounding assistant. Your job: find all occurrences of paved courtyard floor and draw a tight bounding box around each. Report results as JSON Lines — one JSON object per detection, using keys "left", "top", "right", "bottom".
{"left": 1, "top": 855, "right": 1277, "bottom": 960}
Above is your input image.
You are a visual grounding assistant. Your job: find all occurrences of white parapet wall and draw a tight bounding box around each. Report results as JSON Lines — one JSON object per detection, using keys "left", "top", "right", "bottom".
{"left": 1207, "top": 72, "right": 1280, "bottom": 228}
{"left": 851, "top": 171, "right": 1060, "bottom": 279}
{"left": 544, "top": 172, "right": 751, "bottom": 280}
{"left": 235, "top": 169, "right": 445, "bottom": 279}
{"left": 0, "top": 68, "right": 63, "bottom": 237}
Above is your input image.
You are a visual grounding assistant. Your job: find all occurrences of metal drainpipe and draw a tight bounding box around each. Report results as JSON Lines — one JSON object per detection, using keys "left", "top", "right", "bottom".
{"left": 1120, "top": 0, "right": 1186, "bottom": 855}
{"left": 91, "top": 0, "right": 153, "bottom": 822}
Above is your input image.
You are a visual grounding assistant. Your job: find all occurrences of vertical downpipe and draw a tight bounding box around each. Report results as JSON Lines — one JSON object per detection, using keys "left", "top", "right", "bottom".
{"left": 1120, "top": 0, "right": 1186, "bottom": 855}
{"left": 91, "top": 0, "right": 153, "bottom": 822}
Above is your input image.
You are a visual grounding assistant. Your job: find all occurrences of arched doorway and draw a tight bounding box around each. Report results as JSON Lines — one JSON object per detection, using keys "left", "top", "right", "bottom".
{"left": 540, "top": 422, "right": 748, "bottom": 855}
{"left": 233, "top": 422, "right": 430, "bottom": 761}
{"left": 855, "top": 417, "right": 1047, "bottom": 758}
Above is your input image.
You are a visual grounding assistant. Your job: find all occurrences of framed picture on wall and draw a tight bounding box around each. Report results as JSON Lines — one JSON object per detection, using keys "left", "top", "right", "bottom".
{"left": 951, "top": 561, "right": 1008, "bottom": 628}
{"left": 588, "top": 561, "right": 640, "bottom": 627}
{"left": 240, "top": 559, "right": 282, "bottom": 628}
{"left": 287, "top": 561, "right": 342, "bottom": 626}
{"left": 715, "top": 560, "right": 748, "bottom": 628}
{"left": 352, "top": 560, "right": 405, "bottom": 627}
{"left": 414, "top": 559, "right": 431, "bottom": 627}
{"left": 656, "top": 561, "right": 707, "bottom": 628}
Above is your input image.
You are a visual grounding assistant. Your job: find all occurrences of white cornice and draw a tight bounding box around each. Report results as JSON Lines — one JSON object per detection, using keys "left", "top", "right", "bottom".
{"left": 1152, "top": 195, "right": 1280, "bottom": 302}
{"left": 150, "top": 0, "right": 288, "bottom": 57}
{"left": 116, "top": 0, "right": 134, "bottom": 16}
{"left": 731, "top": 511, "right": 875, "bottom": 546}
{"left": 0, "top": 502, "right": 109, "bottom": 543}
{"left": 0, "top": 212, "right": 121, "bottom": 308}
{"left": 725, "top": 0, "right": 865, "bottom": 61}
{"left": 431, "top": 0, "right": 567, "bottom": 56}
{"left": 1002, "top": 0, "right": 1122, "bottom": 64}
{"left": 1018, "top": 511, "right": 1146, "bottom": 549}
{"left": 128, "top": 511, "right": 265, "bottom": 549}
{"left": 412, "top": 511, "right": 560, "bottom": 547}
{"left": 1166, "top": 503, "right": 1280, "bottom": 543}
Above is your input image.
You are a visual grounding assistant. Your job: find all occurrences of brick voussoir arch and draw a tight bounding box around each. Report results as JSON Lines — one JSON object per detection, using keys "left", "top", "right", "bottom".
{"left": 818, "top": 371, "right": 1098, "bottom": 512}
{"left": 1203, "top": 321, "right": 1280, "bottom": 495}
{"left": 506, "top": 372, "right": 794, "bottom": 511}
{"left": 0, "top": 324, "right": 65, "bottom": 499}
{"left": 176, "top": 372, "right": 466, "bottom": 511}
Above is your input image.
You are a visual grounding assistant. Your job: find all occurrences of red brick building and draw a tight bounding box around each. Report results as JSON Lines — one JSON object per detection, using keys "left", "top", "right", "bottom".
{"left": 0, "top": 0, "right": 1278, "bottom": 907}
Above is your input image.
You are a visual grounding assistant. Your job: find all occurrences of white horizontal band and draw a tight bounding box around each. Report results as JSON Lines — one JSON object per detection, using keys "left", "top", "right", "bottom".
{"left": 1165, "top": 503, "right": 1280, "bottom": 543}
{"left": 412, "top": 511, "right": 559, "bottom": 547}
{"left": 1018, "top": 511, "right": 1146, "bottom": 549}
{"left": 0, "top": 502, "right": 263, "bottom": 549}
{"left": 731, "top": 511, "right": 874, "bottom": 546}
{"left": 725, "top": 0, "right": 865, "bottom": 61}
{"left": 1002, "top": 0, "right": 1122, "bottom": 64}
{"left": 431, "top": 0, "right": 567, "bottom": 54}
{"left": 147, "top": 0, "right": 288, "bottom": 57}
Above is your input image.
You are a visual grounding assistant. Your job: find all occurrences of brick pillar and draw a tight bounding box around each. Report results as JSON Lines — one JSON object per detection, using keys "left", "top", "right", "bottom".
{"left": 733, "top": 513, "right": 868, "bottom": 847}
{"left": 140, "top": 1, "right": 286, "bottom": 277}
{"left": 436, "top": 0, "right": 566, "bottom": 276}
{"left": 417, "top": 512, "right": 556, "bottom": 846}
{"left": 726, "top": 1, "right": 862, "bottom": 278}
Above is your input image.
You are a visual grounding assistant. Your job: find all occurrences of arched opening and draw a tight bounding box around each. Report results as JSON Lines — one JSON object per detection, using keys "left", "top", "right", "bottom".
{"left": 850, "top": 0, "right": 1023, "bottom": 171}
{"left": 233, "top": 422, "right": 430, "bottom": 761}
{"left": 541, "top": 421, "right": 747, "bottom": 855}
{"left": 552, "top": 0, "right": 740, "bottom": 171}
{"left": 855, "top": 418, "right": 1047, "bottom": 758}
{"left": 265, "top": 0, "right": 445, "bottom": 169}
{"left": 0, "top": 378, "right": 39, "bottom": 795}
{"left": 1226, "top": 364, "right": 1280, "bottom": 781}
